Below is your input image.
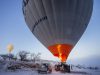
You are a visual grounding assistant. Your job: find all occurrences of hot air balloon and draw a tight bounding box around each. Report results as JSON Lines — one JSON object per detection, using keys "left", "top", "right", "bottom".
{"left": 7, "top": 44, "right": 13, "bottom": 53}
{"left": 22, "top": 0, "right": 93, "bottom": 62}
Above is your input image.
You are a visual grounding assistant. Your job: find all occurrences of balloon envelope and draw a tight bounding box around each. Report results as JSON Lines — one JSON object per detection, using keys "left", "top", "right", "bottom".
{"left": 23, "top": 0, "right": 93, "bottom": 62}
{"left": 7, "top": 44, "right": 13, "bottom": 53}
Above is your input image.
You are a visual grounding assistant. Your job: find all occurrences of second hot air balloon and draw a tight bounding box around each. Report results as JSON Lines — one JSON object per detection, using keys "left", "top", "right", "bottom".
{"left": 7, "top": 44, "right": 13, "bottom": 53}
{"left": 22, "top": 0, "right": 93, "bottom": 62}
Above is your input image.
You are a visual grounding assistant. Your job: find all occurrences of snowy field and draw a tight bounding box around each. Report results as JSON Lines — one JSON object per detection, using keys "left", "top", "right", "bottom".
{"left": 0, "top": 70, "right": 90, "bottom": 75}
{"left": 0, "top": 67, "right": 100, "bottom": 75}
{"left": 0, "top": 60, "right": 100, "bottom": 75}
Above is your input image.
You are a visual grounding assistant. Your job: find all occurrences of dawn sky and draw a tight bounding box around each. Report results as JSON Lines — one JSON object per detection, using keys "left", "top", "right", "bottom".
{"left": 0, "top": 0, "right": 100, "bottom": 62}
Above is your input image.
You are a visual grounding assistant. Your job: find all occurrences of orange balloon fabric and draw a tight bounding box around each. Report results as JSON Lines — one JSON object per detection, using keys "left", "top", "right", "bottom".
{"left": 48, "top": 44, "right": 73, "bottom": 62}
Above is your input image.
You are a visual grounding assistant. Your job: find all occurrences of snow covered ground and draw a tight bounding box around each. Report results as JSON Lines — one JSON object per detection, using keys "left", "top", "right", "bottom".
{"left": 0, "top": 60, "right": 100, "bottom": 75}
{"left": 0, "top": 69, "right": 88, "bottom": 75}
{"left": 0, "top": 70, "right": 100, "bottom": 75}
{"left": 0, "top": 67, "right": 100, "bottom": 75}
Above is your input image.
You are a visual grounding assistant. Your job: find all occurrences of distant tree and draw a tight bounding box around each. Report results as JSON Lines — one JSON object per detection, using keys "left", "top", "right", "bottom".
{"left": 18, "top": 51, "right": 29, "bottom": 61}
{"left": 31, "top": 53, "right": 41, "bottom": 62}
{"left": 30, "top": 53, "right": 35, "bottom": 60}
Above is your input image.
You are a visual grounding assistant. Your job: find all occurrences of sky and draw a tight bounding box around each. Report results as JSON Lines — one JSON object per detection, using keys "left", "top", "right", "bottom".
{"left": 0, "top": 0, "right": 100, "bottom": 62}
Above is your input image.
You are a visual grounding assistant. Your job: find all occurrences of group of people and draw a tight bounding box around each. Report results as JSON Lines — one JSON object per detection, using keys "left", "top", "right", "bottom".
{"left": 55, "top": 62, "right": 71, "bottom": 73}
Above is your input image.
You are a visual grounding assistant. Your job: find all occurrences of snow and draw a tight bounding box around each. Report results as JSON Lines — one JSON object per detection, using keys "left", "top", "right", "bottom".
{"left": 0, "top": 60, "right": 100, "bottom": 75}
{"left": 0, "top": 70, "right": 87, "bottom": 75}
{"left": 0, "top": 67, "right": 100, "bottom": 75}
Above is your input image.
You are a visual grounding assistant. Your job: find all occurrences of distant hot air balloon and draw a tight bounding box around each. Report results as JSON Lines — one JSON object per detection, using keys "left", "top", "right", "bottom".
{"left": 22, "top": 0, "right": 93, "bottom": 62}
{"left": 7, "top": 44, "right": 13, "bottom": 53}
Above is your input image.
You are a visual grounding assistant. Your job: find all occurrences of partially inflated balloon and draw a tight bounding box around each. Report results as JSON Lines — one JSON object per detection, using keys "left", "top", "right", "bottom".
{"left": 7, "top": 44, "right": 13, "bottom": 53}
{"left": 23, "top": 0, "right": 93, "bottom": 62}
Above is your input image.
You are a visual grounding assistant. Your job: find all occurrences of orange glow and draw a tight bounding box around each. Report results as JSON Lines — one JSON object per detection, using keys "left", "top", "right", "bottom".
{"left": 48, "top": 44, "right": 73, "bottom": 62}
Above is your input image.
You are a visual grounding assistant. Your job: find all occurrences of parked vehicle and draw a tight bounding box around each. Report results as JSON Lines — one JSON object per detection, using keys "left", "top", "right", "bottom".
{"left": 37, "top": 63, "right": 52, "bottom": 73}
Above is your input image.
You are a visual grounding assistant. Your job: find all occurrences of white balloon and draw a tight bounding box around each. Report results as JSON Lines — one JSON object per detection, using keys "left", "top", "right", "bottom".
{"left": 23, "top": 0, "right": 93, "bottom": 62}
